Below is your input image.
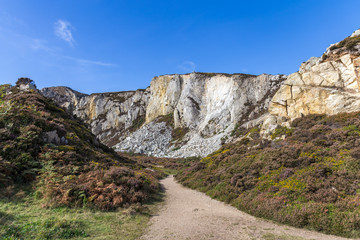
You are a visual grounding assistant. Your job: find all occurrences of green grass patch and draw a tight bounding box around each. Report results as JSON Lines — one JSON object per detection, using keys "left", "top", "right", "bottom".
{"left": 0, "top": 188, "right": 163, "bottom": 240}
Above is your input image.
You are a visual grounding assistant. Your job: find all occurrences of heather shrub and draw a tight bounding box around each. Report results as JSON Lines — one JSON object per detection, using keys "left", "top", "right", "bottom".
{"left": 0, "top": 84, "right": 161, "bottom": 210}
{"left": 176, "top": 112, "right": 360, "bottom": 237}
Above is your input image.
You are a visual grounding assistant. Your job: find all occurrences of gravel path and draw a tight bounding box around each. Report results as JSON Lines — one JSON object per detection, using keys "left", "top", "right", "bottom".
{"left": 140, "top": 176, "right": 355, "bottom": 240}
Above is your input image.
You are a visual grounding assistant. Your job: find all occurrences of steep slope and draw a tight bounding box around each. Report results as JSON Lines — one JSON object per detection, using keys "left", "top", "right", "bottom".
{"left": 0, "top": 80, "right": 161, "bottom": 210}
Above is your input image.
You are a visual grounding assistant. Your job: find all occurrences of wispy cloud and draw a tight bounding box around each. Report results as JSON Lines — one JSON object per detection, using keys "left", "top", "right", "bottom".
{"left": 54, "top": 20, "right": 75, "bottom": 47}
{"left": 64, "top": 56, "right": 116, "bottom": 67}
{"left": 30, "top": 39, "right": 56, "bottom": 53}
{"left": 29, "top": 39, "right": 115, "bottom": 67}
{"left": 0, "top": 10, "right": 26, "bottom": 27}
{"left": 178, "top": 61, "right": 196, "bottom": 72}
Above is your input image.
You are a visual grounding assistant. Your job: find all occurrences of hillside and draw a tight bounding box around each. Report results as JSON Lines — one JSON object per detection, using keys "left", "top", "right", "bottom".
{"left": 0, "top": 79, "right": 162, "bottom": 210}
{"left": 176, "top": 112, "right": 360, "bottom": 238}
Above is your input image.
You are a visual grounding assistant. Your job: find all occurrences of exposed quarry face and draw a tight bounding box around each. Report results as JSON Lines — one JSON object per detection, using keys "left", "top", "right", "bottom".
{"left": 41, "top": 29, "right": 360, "bottom": 158}
{"left": 42, "top": 73, "right": 286, "bottom": 157}
{"left": 120, "top": 73, "right": 286, "bottom": 157}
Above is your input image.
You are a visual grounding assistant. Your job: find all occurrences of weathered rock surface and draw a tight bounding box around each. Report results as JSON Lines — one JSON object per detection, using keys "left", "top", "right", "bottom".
{"left": 42, "top": 73, "right": 285, "bottom": 157}
{"left": 117, "top": 72, "right": 286, "bottom": 157}
{"left": 41, "top": 86, "right": 150, "bottom": 146}
{"left": 261, "top": 29, "right": 360, "bottom": 136}
{"left": 117, "top": 121, "right": 173, "bottom": 156}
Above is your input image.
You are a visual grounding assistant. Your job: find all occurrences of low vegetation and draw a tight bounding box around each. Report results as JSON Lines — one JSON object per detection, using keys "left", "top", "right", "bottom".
{"left": 156, "top": 113, "right": 174, "bottom": 128}
{"left": 129, "top": 116, "right": 145, "bottom": 132}
{"left": 156, "top": 113, "right": 189, "bottom": 143}
{"left": 120, "top": 152, "right": 199, "bottom": 175}
{"left": 329, "top": 35, "right": 360, "bottom": 51}
{"left": 0, "top": 185, "right": 163, "bottom": 240}
{"left": 0, "top": 79, "right": 165, "bottom": 239}
{"left": 177, "top": 112, "right": 360, "bottom": 238}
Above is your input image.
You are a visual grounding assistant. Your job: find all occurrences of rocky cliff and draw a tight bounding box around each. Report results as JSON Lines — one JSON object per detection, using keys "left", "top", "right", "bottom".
{"left": 261, "top": 29, "right": 360, "bottom": 136}
{"left": 42, "top": 73, "right": 286, "bottom": 157}
{"left": 42, "top": 29, "right": 360, "bottom": 157}
{"left": 117, "top": 73, "right": 285, "bottom": 157}
{"left": 41, "top": 87, "right": 150, "bottom": 147}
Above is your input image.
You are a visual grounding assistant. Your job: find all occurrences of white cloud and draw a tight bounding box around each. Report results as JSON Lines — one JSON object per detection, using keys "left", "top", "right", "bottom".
{"left": 54, "top": 20, "right": 75, "bottom": 47}
{"left": 178, "top": 61, "right": 196, "bottom": 72}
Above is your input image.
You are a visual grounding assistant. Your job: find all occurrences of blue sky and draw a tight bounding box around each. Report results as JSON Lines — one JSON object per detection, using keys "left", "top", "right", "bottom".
{"left": 0, "top": 0, "right": 359, "bottom": 94}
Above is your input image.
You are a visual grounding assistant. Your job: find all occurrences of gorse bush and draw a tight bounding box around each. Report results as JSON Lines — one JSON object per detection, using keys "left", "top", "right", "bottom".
{"left": 176, "top": 112, "right": 360, "bottom": 238}
{"left": 0, "top": 83, "right": 161, "bottom": 210}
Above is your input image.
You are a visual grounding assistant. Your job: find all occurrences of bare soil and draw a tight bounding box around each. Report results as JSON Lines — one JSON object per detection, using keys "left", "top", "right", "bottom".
{"left": 140, "top": 176, "right": 356, "bottom": 240}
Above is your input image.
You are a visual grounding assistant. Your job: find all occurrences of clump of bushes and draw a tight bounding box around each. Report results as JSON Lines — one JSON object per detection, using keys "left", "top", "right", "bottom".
{"left": 329, "top": 35, "right": 360, "bottom": 51}
{"left": 271, "top": 126, "right": 293, "bottom": 140}
{"left": 177, "top": 112, "right": 360, "bottom": 238}
{"left": 15, "top": 77, "right": 37, "bottom": 88}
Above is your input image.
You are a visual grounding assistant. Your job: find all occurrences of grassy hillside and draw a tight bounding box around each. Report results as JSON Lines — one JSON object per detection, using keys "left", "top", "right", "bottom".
{"left": 177, "top": 112, "right": 360, "bottom": 238}
{"left": 0, "top": 80, "right": 163, "bottom": 239}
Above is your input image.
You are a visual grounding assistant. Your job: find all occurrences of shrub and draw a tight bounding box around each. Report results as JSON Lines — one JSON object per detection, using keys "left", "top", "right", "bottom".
{"left": 176, "top": 112, "right": 360, "bottom": 237}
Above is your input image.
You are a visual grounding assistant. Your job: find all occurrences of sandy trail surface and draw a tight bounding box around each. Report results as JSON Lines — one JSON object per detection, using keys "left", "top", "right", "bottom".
{"left": 140, "top": 176, "right": 355, "bottom": 240}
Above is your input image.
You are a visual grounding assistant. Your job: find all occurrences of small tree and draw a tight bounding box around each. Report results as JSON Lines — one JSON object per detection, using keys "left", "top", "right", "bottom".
{"left": 16, "top": 77, "right": 37, "bottom": 88}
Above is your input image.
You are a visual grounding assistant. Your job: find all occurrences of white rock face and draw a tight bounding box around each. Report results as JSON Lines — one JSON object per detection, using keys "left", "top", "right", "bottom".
{"left": 117, "top": 73, "right": 286, "bottom": 157}
{"left": 351, "top": 29, "right": 360, "bottom": 38}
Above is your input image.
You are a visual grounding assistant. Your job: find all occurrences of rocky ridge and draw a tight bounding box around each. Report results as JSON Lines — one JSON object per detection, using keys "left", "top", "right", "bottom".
{"left": 261, "top": 29, "right": 360, "bottom": 136}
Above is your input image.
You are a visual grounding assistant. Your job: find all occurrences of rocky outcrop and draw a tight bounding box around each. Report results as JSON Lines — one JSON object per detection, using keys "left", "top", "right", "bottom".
{"left": 41, "top": 87, "right": 150, "bottom": 146}
{"left": 115, "top": 72, "right": 286, "bottom": 157}
{"left": 261, "top": 29, "right": 360, "bottom": 136}
{"left": 42, "top": 73, "right": 285, "bottom": 157}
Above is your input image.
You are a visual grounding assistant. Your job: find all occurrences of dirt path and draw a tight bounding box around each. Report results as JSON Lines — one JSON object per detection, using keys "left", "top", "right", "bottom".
{"left": 140, "top": 176, "right": 356, "bottom": 240}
